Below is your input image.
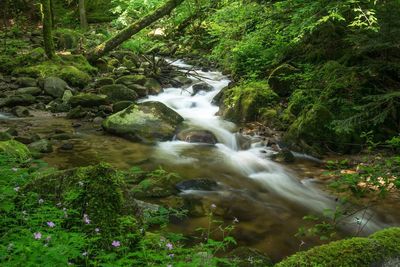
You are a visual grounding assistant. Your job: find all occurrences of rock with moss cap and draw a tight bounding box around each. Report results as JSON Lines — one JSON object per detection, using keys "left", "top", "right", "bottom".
{"left": 60, "top": 66, "right": 91, "bottom": 88}
{"left": 116, "top": 74, "right": 147, "bottom": 86}
{"left": 43, "top": 77, "right": 69, "bottom": 98}
{"left": 99, "top": 84, "right": 138, "bottom": 102}
{"left": 0, "top": 94, "right": 36, "bottom": 107}
{"left": 103, "top": 101, "right": 184, "bottom": 143}
{"left": 0, "top": 140, "right": 31, "bottom": 161}
{"left": 276, "top": 227, "right": 400, "bottom": 267}
{"left": 68, "top": 93, "right": 107, "bottom": 107}
{"left": 16, "top": 77, "right": 37, "bottom": 87}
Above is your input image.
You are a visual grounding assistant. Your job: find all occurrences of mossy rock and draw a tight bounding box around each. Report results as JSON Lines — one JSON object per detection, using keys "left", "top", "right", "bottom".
{"left": 99, "top": 84, "right": 138, "bottom": 102}
{"left": 94, "top": 77, "right": 114, "bottom": 87}
{"left": 276, "top": 227, "right": 400, "bottom": 267}
{"left": 15, "top": 87, "right": 42, "bottom": 96}
{"left": 22, "top": 163, "right": 140, "bottom": 241}
{"left": 60, "top": 66, "right": 91, "bottom": 88}
{"left": 144, "top": 78, "right": 162, "bottom": 95}
{"left": 16, "top": 77, "right": 37, "bottom": 87}
{"left": 116, "top": 75, "right": 147, "bottom": 86}
{"left": 221, "top": 81, "right": 279, "bottom": 123}
{"left": 132, "top": 168, "right": 184, "bottom": 198}
{"left": 0, "top": 94, "right": 36, "bottom": 107}
{"left": 68, "top": 93, "right": 107, "bottom": 107}
{"left": 113, "top": 101, "right": 134, "bottom": 113}
{"left": 102, "top": 101, "right": 184, "bottom": 143}
{"left": 0, "top": 140, "right": 31, "bottom": 162}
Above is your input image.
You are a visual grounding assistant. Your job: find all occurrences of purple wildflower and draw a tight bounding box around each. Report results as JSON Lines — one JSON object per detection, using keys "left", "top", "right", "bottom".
{"left": 12, "top": 167, "right": 18, "bottom": 172}
{"left": 38, "top": 199, "right": 44, "bottom": 204}
{"left": 82, "top": 251, "right": 88, "bottom": 256}
{"left": 112, "top": 240, "right": 120, "bottom": 247}
{"left": 95, "top": 228, "right": 100, "bottom": 233}
{"left": 166, "top": 243, "right": 173, "bottom": 250}
{"left": 47, "top": 221, "right": 55, "bottom": 228}
{"left": 34, "top": 232, "right": 42, "bottom": 240}
{"left": 211, "top": 203, "right": 216, "bottom": 209}
{"left": 14, "top": 187, "right": 20, "bottom": 192}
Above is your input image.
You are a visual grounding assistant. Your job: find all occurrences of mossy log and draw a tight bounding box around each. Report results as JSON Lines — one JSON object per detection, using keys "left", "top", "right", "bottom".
{"left": 86, "top": 0, "right": 184, "bottom": 62}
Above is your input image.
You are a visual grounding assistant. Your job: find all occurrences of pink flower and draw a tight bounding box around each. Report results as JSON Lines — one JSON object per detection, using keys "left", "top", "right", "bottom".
{"left": 47, "top": 221, "right": 55, "bottom": 228}
{"left": 112, "top": 240, "right": 120, "bottom": 247}
{"left": 34, "top": 232, "right": 42, "bottom": 240}
{"left": 166, "top": 243, "right": 173, "bottom": 250}
{"left": 95, "top": 228, "right": 100, "bottom": 233}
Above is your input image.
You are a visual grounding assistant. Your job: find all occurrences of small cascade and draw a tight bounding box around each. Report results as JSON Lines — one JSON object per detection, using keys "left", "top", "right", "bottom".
{"left": 139, "top": 59, "right": 385, "bottom": 234}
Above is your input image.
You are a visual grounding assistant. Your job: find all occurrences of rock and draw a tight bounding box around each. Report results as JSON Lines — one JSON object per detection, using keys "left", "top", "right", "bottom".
{"left": 227, "top": 247, "right": 273, "bottom": 267}
{"left": 0, "top": 94, "right": 36, "bottom": 107}
{"left": 176, "top": 179, "right": 218, "bottom": 191}
{"left": 46, "top": 100, "right": 71, "bottom": 113}
{"left": 176, "top": 129, "right": 218, "bottom": 144}
{"left": 236, "top": 133, "right": 252, "bottom": 150}
{"left": 67, "top": 106, "right": 87, "bottom": 119}
{"left": 134, "top": 199, "right": 160, "bottom": 213}
{"left": 60, "top": 66, "right": 91, "bottom": 88}
{"left": 144, "top": 78, "right": 163, "bottom": 95}
{"left": 128, "top": 84, "right": 148, "bottom": 97}
{"left": 173, "top": 75, "right": 192, "bottom": 86}
{"left": 95, "top": 77, "right": 114, "bottom": 87}
{"left": 113, "top": 101, "right": 134, "bottom": 113}
{"left": 192, "top": 82, "right": 213, "bottom": 96}
{"left": 103, "top": 101, "right": 184, "bottom": 143}
{"left": 36, "top": 95, "right": 53, "bottom": 104}
{"left": 11, "top": 106, "right": 30, "bottom": 117}
{"left": 50, "top": 133, "right": 74, "bottom": 140}
{"left": 116, "top": 74, "right": 146, "bottom": 86}
{"left": 28, "top": 139, "right": 53, "bottom": 153}
{"left": 0, "top": 140, "right": 31, "bottom": 161}
{"left": 68, "top": 93, "right": 108, "bottom": 107}
{"left": 16, "top": 77, "right": 37, "bottom": 87}
{"left": 99, "top": 84, "right": 138, "bottom": 102}
{"left": 43, "top": 77, "right": 69, "bottom": 98}
{"left": 60, "top": 142, "right": 74, "bottom": 150}
{"left": 93, "top": 116, "right": 103, "bottom": 124}
{"left": 15, "top": 133, "right": 40, "bottom": 144}
{"left": 62, "top": 90, "right": 73, "bottom": 103}
{"left": 272, "top": 148, "right": 295, "bottom": 163}
{"left": 15, "top": 87, "right": 41, "bottom": 96}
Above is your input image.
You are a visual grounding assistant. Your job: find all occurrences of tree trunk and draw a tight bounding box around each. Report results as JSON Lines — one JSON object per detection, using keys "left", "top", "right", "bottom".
{"left": 50, "top": 0, "right": 55, "bottom": 28}
{"left": 41, "top": 0, "right": 55, "bottom": 59}
{"left": 79, "top": 0, "right": 88, "bottom": 31}
{"left": 86, "top": 0, "right": 184, "bottom": 62}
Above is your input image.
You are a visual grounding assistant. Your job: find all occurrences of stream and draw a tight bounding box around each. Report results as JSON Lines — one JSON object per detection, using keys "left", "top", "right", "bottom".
{"left": 1, "top": 60, "right": 398, "bottom": 260}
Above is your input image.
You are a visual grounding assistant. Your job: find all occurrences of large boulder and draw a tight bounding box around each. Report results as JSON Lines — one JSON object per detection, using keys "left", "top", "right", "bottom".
{"left": 144, "top": 78, "right": 162, "bottom": 95}
{"left": 103, "top": 101, "right": 184, "bottom": 143}
{"left": 43, "top": 77, "right": 69, "bottom": 98}
{"left": 99, "top": 84, "right": 138, "bottom": 102}
{"left": 68, "top": 93, "right": 107, "bottom": 107}
{"left": 176, "top": 129, "right": 218, "bottom": 144}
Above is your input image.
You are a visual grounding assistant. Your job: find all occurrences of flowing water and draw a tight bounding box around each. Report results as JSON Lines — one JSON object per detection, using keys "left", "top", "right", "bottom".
{"left": 1, "top": 60, "right": 398, "bottom": 260}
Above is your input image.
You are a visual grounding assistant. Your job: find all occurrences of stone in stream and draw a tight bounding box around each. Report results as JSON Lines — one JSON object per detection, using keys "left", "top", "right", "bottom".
{"left": 144, "top": 78, "right": 162, "bottom": 95}
{"left": 43, "top": 77, "right": 69, "bottom": 98}
{"left": 102, "top": 101, "right": 184, "bottom": 143}
{"left": 176, "top": 129, "right": 218, "bottom": 145}
{"left": 99, "top": 84, "right": 138, "bottom": 102}
{"left": 175, "top": 179, "right": 218, "bottom": 192}
{"left": 115, "top": 74, "right": 147, "bottom": 86}
{"left": 127, "top": 84, "right": 148, "bottom": 97}
{"left": 191, "top": 82, "right": 213, "bottom": 96}
{"left": 15, "top": 87, "right": 41, "bottom": 96}
{"left": 68, "top": 93, "right": 108, "bottom": 107}
{"left": 11, "top": 106, "right": 30, "bottom": 117}
{"left": 113, "top": 101, "right": 133, "bottom": 113}
{"left": 94, "top": 77, "right": 114, "bottom": 87}
{"left": 0, "top": 94, "right": 36, "bottom": 107}
{"left": 28, "top": 139, "right": 53, "bottom": 153}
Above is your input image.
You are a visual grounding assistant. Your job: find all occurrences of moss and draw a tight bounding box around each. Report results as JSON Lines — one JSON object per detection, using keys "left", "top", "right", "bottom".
{"left": 13, "top": 55, "right": 95, "bottom": 87}
{"left": 54, "top": 28, "right": 83, "bottom": 50}
{"left": 222, "top": 81, "right": 279, "bottom": 123}
{"left": 60, "top": 66, "right": 91, "bottom": 88}
{"left": 277, "top": 227, "right": 400, "bottom": 267}
{"left": 0, "top": 140, "right": 31, "bottom": 162}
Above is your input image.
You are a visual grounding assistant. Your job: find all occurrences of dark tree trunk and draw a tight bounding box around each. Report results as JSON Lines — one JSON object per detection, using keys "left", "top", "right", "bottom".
{"left": 41, "top": 0, "right": 55, "bottom": 59}
{"left": 50, "top": 0, "right": 55, "bottom": 28}
{"left": 79, "top": 0, "right": 88, "bottom": 31}
{"left": 86, "top": 0, "right": 184, "bottom": 62}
